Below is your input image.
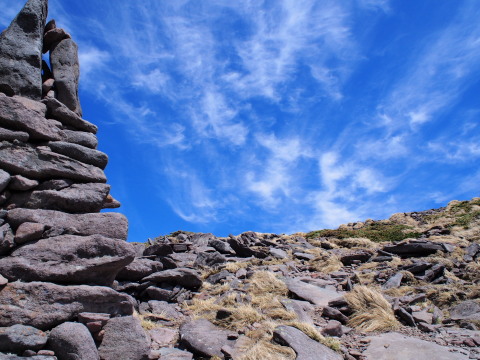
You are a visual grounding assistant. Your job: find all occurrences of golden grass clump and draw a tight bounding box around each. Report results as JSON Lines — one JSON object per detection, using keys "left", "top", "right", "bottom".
{"left": 225, "top": 261, "right": 249, "bottom": 273}
{"left": 237, "top": 338, "right": 296, "bottom": 360}
{"left": 331, "top": 237, "right": 378, "bottom": 249}
{"left": 345, "top": 286, "right": 400, "bottom": 332}
{"left": 248, "top": 271, "right": 289, "bottom": 297}
{"left": 306, "top": 249, "right": 343, "bottom": 273}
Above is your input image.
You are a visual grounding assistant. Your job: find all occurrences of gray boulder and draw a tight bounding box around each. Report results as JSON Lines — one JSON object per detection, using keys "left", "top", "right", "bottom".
{"left": 0, "top": 281, "right": 134, "bottom": 330}
{"left": 0, "top": 234, "right": 135, "bottom": 286}
{"left": 142, "top": 268, "right": 202, "bottom": 290}
{"left": 383, "top": 241, "right": 444, "bottom": 257}
{"left": 0, "top": 94, "right": 62, "bottom": 141}
{"left": 0, "top": 0, "right": 48, "bottom": 99}
{"left": 193, "top": 251, "right": 226, "bottom": 267}
{"left": 0, "top": 128, "right": 29, "bottom": 142}
{"left": 60, "top": 129, "right": 98, "bottom": 149}
{"left": 42, "top": 98, "right": 95, "bottom": 133}
{"left": 50, "top": 39, "right": 82, "bottom": 116}
{"left": 0, "top": 324, "right": 47, "bottom": 354}
{"left": 7, "top": 208, "right": 128, "bottom": 240}
{"left": 98, "top": 316, "right": 150, "bottom": 360}
{"left": 449, "top": 300, "right": 480, "bottom": 321}
{"left": 7, "top": 175, "right": 38, "bottom": 191}
{"left": 285, "top": 278, "right": 342, "bottom": 307}
{"left": 273, "top": 325, "right": 342, "bottom": 360}
{"left": 48, "top": 141, "right": 107, "bottom": 169}
{"left": 0, "top": 169, "right": 10, "bottom": 192}
{"left": 0, "top": 142, "right": 106, "bottom": 183}
{"left": 7, "top": 183, "right": 111, "bottom": 213}
{"left": 14, "top": 222, "right": 45, "bottom": 244}
{"left": 48, "top": 322, "right": 99, "bottom": 360}
{"left": 179, "top": 319, "right": 235, "bottom": 358}
{"left": 116, "top": 258, "right": 164, "bottom": 282}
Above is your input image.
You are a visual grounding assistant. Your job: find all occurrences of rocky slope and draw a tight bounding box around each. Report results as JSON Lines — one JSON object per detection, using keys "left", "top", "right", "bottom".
{"left": 0, "top": 1, "right": 479, "bottom": 359}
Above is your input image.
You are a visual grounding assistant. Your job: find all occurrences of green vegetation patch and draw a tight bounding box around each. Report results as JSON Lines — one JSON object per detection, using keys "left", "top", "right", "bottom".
{"left": 306, "top": 222, "right": 421, "bottom": 243}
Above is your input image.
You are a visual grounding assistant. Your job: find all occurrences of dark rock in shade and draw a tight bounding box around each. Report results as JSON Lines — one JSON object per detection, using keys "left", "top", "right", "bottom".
{"left": 273, "top": 325, "right": 343, "bottom": 360}
{"left": 0, "top": 324, "right": 47, "bottom": 354}
{"left": 193, "top": 251, "right": 226, "bottom": 267}
{"left": 42, "top": 28, "right": 70, "bottom": 54}
{"left": 383, "top": 241, "right": 444, "bottom": 257}
{"left": 7, "top": 208, "right": 128, "bottom": 240}
{"left": 396, "top": 307, "right": 416, "bottom": 327}
{"left": 116, "top": 258, "right": 164, "bottom": 282}
{"left": 0, "top": 169, "right": 10, "bottom": 192}
{"left": 0, "top": 281, "right": 134, "bottom": 330}
{"left": 36, "top": 179, "right": 73, "bottom": 191}
{"left": 145, "top": 286, "right": 173, "bottom": 302}
{"left": 0, "top": 223, "right": 15, "bottom": 256}
{"left": 416, "top": 264, "right": 445, "bottom": 282}
{"left": 179, "top": 319, "right": 236, "bottom": 359}
{"left": 449, "top": 301, "right": 480, "bottom": 321}
{"left": 208, "top": 239, "right": 235, "bottom": 254}
{"left": 0, "top": 128, "right": 29, "bottom": 142}
{"left": 50, "top": 38, "right": 82, "bottom": 116}
{"left": 206, "top": 270, "right": 231, "bottom": 284}
{"left": 42, "top": 97, "right": 96, "bottom": 133}
{"left": 0, "top": 142, "right": 106, "bottom": 183}
{"left": 48, "top": 322, "right": 99, "bottom": 360}
{"left": 48, "top": 141, "right": 107, "bottom": 169}
{"left": 14, "top": 222, "right": 45, "bottom": 244}
{"left": 98, "top": 316, "right": 150, "bottom": 360}
{"left": 0, "top": 94, "right": 62, "bottom": 141}
{"left": 7, "top": 175, "right": 38, "bottom": 191}
{"left": 0, "top": 354, "right": 56, "bottom": 359}
{"left": 0, "top": 234, "right": 135, "bottom": 286}
{"left": 60, "top": 129, "right": 98, "bottom": 149}
{"left": 7, "top": 183, "right": 111, "bottom": 213}
{"left": 0, "top": 0, "right": 48, "bottom": 99}
{"left": 142, "top": 268, "right": 203, "bottom": 290}
{"left": 143, "top": 243, "right": 173, "bottom": 257}
{"left": 321, "top": 320, "right": 343, "bottom": 337}
{"left": 321, "top": 306, "right": 349, "bottom": 324}
{"left": 139, "top": 300, "right": 184, "bottom": 321}
{"left": 339, "top": 250, "right": 373, "bottom": 265}
{"left": 44, "top": 19, "right": 56, "bottom": 32}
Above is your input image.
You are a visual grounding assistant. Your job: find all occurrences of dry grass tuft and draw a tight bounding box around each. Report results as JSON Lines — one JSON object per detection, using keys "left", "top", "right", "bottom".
{"left": 249, "top": 271, "right": 288, "bottom": 297}
{"left": 306, "top": 249, "right": 343, "bottom": 273}
{"left": 287, "top": 321, "right": 325, "bottom": 343}
{"left": 225, "top": 261, "right": 249, "bottom": 273}
{"left": 237, "top": 338, "right": 296, "bottom": 360}
{"left": 331, "top": 237, "right": 378, "bottom": 249}
{"left": 345, "top": 286, "right": 400, "bottom": 332}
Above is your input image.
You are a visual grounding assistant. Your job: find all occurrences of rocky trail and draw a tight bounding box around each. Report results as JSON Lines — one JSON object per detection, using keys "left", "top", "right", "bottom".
{"left": 0, "top": 0, "right": 479, "bottom": 359}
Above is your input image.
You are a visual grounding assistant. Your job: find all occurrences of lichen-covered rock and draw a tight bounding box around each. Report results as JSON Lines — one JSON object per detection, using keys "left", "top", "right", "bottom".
{"left": 0, "top": 281, "right": 134, "bottom": 330}
{"left": 0, "top": 0, "right": 48, "bottom": 99}
{"left": 48, "top": 322, "right": 99, "bottom": 360}
{"left": 0, "top": 234, "right": 135, "bottom": 285}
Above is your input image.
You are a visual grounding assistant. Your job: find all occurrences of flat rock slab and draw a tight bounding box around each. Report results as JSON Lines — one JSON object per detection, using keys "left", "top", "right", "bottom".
{"left": 383, "top": 242, "right": 444, "bottom": 257}
{"left": 98, "top": 316, "right": 150, "bottom": 360}
{"left": 285, "top": 278, "right": 343, "bottom": 306}
{"left": 0, "top": 0, "right": 48, "bottom": 99}
{"left": 0, "top": 234, "right": 135, "bottom": 285}
{"left": 116, "top": 258, "right": 164, "bottom": 282}
{"left": 7, "top": 208, "right": 128, "bottom": 240}
{"left": 0, "top": 95, "right": 61, "bottom": 141}
{"left": 179, "top": 319, "right": 236, "bottom": 358}
{"left": 449, "top": 300, "right": 480, "bottom": 321}
{"left": 48, "top": 141, "right": 107, "bottom": 169}
{"left": 42, "top": 98, "right": 93, "bottom": 133}
{"left": 0, "top": 142, "right": 105, "bottom": 183}
{"left": 362, "top": 332, "right": 469, "bottom": 360}
{"left": 0, "top": 324, "right": 47, "bottom": 354}
{"left": 0, "top": 281, "right": 134, "bottom": 330}
{"left": 48, "top": 322, "right": 99, "bottom": 360}
{"left": 142, "top": 268, "right": 202, "bottom": 290}
{"left": 273, "top": 325, "right": 342, "bottom": 360}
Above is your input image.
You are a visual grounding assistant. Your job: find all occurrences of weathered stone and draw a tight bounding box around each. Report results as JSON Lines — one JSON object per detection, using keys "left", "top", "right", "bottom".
{"left": 0, "top": 324, "right": 47, "bottom": 354}
{"left": 0, "top": 234, "right": 135, "bottom": 286}
{"left": 142, "top": 268, "right": 202, "bottom": 290}
{"left": 412, "top": 310, "right": 433, "bottom": 324}
{"left": 145, "top": 286, "right": 173, "bottom": 302}
{"left": 139, "top": 301, "right": 184, "bottom": 320}
{"left": 383, "top": 241, "right": 444, "bottom": 257}
{"left": 0, "top": 95, "right": 61, "bottom": 141}
{"left": 273, "top": 325, "right": 342, "bottom": 360}
{"left": 14, "top": 222, "right": 45, "bottom": 244}
{"left": 42, "top": 98, "right": 95, "bottom": 133}
{"left": 382, "top": 272, "right": 403, "bottom": 290}
{"left": 143, "top": 243, "right": 173, "bottom": 257}
{"left": 7, "top": 208, "right": 128, "bottom": 240}
{"left": 340, "top": 250, "right": 373, "bottom": 265}
{"left": 206, "top": 270, "right": 231, "bottom": 284}
{"left": 77, "top": 312, "right": 110, "bottom": 326}
{"left": 0, "top": 281, "right": 134, "bottom": 330}
{"left": 208, "top": 239, "right": 235, "bottom": 254}
{"left": 0, "top": 142, "right": 106, "bottom": 183}
{"left": 116, "top": 258, "right": 164, "bottom": 282}
{"left": 321, "top": 306, "right": 349, "bottom": 324}
{"left": 7, "top": 175, "right": 38, "bottom": 191}
{"left": 285, "top": 278, "right": 342, "bottom": 307}
{"left": 396, "top": 307, "right": 416, "bottom": 327}
{"left": 42, "top": 28, "right": 70, "bottom": 54}
{"left": 48, "top": 141, "right": 107, "bottom": 169}
{"left": 48, "top": 322, "right": 99, "bottom": 360}
{"left": 102, "top": 194, "right": 121, "bottom": 209}
{"left": 321, "top": 320, "right": 343, "bottom": 337}
{"left": 450, "top": 301, "right": 480, "bottom": 321}
{"left": 0, "top": 128, "right": 29, "bottom": 142}
{"left": 270, "top": 248, "right": 288, "bottom": 259}
{"left": 60, "top": 129, "right": 98, "bottom": 149}
{"left": 281, "top": 299, "right": 315, "bottom": 325}
{"left": 0, "top": 223, "right": 15, "bottom": 256}
{"left": 154, "top": 348, "right": 193, "bottom": 360}
{"left": 0, "top": 274, "right": 7, "bottom": 286}
{"left": 50, "top": 39, "right": 82, "bottom": 116}
{"left": 0, "top": 169, "right": 10, "bottom": 192}
{"left": 362, "top": 332, "right": 469, "bottom": 360}
{"left": 0, "top": 0, "right": 48, "bottom": 99}
{"left": 12, "top": 96, "right": 46, "bottom": 116}
{"left": 36, "top": 179, "right": 72, "bottom": 191}
{"left": 98, "top": 316, "right": 150, "bottom": 360}
{"left": 193, "top": 251, "right": 226, "bottom": 267}
{"left": 7, "top": 183, "right": 110, "bottom": 213}
{"left": 149, "top": 327, "right": 178, "bottom": 347}
{"left": 42, "top": 78, "right": 54, "bottom": 95}
{"left": 179, "top": 319, "right": 235, "bottom": 359}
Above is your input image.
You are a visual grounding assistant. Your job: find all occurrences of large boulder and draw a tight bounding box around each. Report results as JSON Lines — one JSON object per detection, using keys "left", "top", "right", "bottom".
{"left": 7, "top": 208, "right": 128, "bottom": 240}
{"left": 285, "top": 278, "right": 342, "bottom": 307}
{"left": 0, "top": 281, "right": 134, "bottom": 330}
{"left": 0, "top": 324, "right": 47, "bottom": 354}
{"left": 0, "top": 94, "right": 62, "bottom": 141}
{"left": 142, "top": 268, "right": 202, "bottom": 290}
{"left": 0, "top": 0, "right": 48, "bottom": 99}
{"left": 0, "top": 142, "right": 106, "bottom": 183}
{"left": 449, "top": 301, "right": 480, "bottom": 321}
{"left": 48, "top": 322, "right": 99, "bottom": 360}
{"left": 98, "top": 316, "right": 150, "bottom": 360}
{"left": 7, "top": 183, "right": 111, "bottom": 213}
{"left": 0, "top": 234, "right": 135, "bottom": 286}
{"left": 50, "top": 38, "right": 82, "bottom": 116}
{"left": 273, "top": 325, "right": 342, "bottom": 360}
{"left": 116, "top": 258, "right": 164, "bottom": 282}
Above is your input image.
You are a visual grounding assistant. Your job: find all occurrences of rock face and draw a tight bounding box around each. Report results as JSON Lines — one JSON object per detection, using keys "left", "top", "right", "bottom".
{"left": 0, "top": 0, "right": 48, "bottom": 99}
{"left": 48, "top": 322, "right": 99, "bottom": 360}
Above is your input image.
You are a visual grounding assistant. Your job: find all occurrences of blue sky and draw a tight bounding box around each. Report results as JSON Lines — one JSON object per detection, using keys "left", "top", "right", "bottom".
{"left": 2, "top": 0, "right": 480, "bottom": 242}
